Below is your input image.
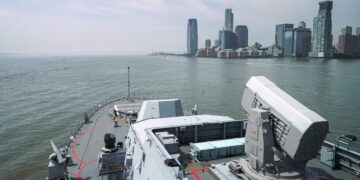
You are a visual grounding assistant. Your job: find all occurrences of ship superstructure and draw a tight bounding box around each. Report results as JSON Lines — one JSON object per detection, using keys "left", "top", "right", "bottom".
{"left": 46, "top": 76, "right": 360, "bottom": 180}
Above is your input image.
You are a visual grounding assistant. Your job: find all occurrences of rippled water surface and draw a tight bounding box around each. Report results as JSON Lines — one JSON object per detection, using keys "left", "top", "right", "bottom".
{"left": 0, "top": 55, "right": 359, "bottom": 179}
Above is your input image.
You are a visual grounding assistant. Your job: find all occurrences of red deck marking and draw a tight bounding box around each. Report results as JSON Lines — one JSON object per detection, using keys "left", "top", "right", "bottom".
{"left": 71, "top": 136, "right": 88, "bottom": 165}
{"left": 69, "top": 124, "right": 103, "bottom": 179}
{"left": 189, "top": 167, "right": 210, "bottom": 180}
{"left": 78, "top": 160, "right": 96, "bottom": 177}
{"left": 194, "top": 167, "right": 209, "bottom": 172}
{"left": 191, "top": 169, "right": 201, "bottom": 180}
{"left": 70, "top": 124, "right": 101, "bottom": 165}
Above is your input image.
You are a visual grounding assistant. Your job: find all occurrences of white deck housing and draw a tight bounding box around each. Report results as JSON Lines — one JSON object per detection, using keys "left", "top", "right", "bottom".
{"left": 126, "top": 115, "right": 238, "bottom": 180}
{"left": 136, "top": 99, "right": 184, "bottom": 122}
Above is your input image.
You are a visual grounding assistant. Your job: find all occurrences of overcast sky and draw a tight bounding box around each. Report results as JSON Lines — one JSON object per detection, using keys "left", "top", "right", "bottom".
{"left": 0, "top": 0, "right": 359, "bottom": 55}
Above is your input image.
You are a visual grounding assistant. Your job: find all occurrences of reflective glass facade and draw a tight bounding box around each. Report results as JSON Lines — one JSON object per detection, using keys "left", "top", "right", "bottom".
{"left": 311, "top": 1, "right": 333, "bottom": 54}
{"left": 275, "top": 24, "right": 294, "bottom": 55}
{"left": 235, "top": 25, "right": 248, "bottom": 48}
{"left": 225, "top": 9, "right": 233, "bottom": 31}
{"left": 187, "top": 19, "right": 198, "bottom": 55}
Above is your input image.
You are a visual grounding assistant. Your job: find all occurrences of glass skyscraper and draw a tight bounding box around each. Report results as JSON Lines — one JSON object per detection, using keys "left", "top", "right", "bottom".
{"left": 225, "top": 9, "right": 233, "bottom": 31}
{"left": 284, "top": 30, "right": 294, "bottom": 56}
{"left": 337, "top": 26, "right": 360, "bottom": 56}
{"left": 275, "top": 24, "right": 294, "bottom": 55}
{"left": 235, "top": 25, "right": 248, "bottom": 48}
{"left": 293, "top": 22, "right": 312, "bottom": 57}
{"left": 205, "top": 39, "right": 211, "bottom": 48}
{"left": 187, "top": 19, "right": 198, "bottom": 55}
{"left": 219, "top": 29, "right": 237, "bottom": 50}
{"left": 309, "top": 0, "right": 333, "bottom": 57}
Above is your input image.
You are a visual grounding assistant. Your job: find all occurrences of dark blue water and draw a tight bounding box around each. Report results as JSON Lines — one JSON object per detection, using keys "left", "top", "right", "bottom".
{"left": 0, "top": 55, "right": 359, "bottom": 179}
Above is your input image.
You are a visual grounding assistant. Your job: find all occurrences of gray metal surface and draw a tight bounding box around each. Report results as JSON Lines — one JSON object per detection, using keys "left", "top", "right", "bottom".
{"left": 67, "top": 99, "right": 143, "bottom": 179}
{"left": 59, "top": 97, "right": 359, "bottom": 180}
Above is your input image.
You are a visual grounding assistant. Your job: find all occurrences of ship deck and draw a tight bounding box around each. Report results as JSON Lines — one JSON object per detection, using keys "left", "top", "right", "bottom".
{"left": 65, "top": 99, "right": 359, "bottom": 180}
{"left": 66, "top": 99, "right": 143, "bottom": 179}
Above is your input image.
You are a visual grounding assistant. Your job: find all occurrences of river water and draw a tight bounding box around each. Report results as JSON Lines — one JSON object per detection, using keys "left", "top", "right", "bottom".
{"left": 0, "top": 55, "right": 359, "bottom": 179}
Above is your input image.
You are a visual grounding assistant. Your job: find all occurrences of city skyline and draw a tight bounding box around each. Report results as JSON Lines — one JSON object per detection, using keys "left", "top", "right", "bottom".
{"left": 0, "top": 0, "right": 359, "bottom": 55}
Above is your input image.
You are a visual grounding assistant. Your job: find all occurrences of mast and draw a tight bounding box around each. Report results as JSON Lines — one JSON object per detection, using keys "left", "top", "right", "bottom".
{"left": 127, "top": 66, "right": 131, "bottom": 100}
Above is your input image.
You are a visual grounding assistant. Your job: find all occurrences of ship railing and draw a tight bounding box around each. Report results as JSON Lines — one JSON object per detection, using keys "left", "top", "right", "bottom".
{"left": 321, "top": 140, "right": 360, "bottom": 176}
{"left": 63, "top": 95, "right": 147, "bottom": 147}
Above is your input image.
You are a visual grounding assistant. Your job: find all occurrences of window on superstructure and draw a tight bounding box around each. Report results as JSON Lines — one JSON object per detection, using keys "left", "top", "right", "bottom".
{"left": 142, "top": 152, "right": 146, "bottom": 163}
{"left": 139, "top": 163, "right": 142, "bottom": 174}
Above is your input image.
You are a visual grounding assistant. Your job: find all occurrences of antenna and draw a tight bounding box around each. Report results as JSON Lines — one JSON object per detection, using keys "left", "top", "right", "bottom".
{"left": 127, "top": 66, "right": 131, "bottom": 100}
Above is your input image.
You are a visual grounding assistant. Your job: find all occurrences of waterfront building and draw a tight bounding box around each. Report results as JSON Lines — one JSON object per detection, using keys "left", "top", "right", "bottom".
{"left": 238, "top": 49, "right": 250, "bottom": 58}
{"left": 235, "top": 25, "right": 248, "bottom": 48}
{"left": 293, "top": 22, "right": 312, "bottom": 57}
{"left": 266, "top": 45, "right": 282, "bottom": 57}
{"left": 196, "top": 48, "right": 207, "bottom": 57}
{"left": 205, "top": 39, "right": 211, "bottom": 48}
{"left": 251, "top": 42, "right": 262, "bottom": 50}
{"left": 219, "top": 29, "right": 237, "bottom": 50}
{"left": 214, "top": 39, "right": 220, "bottom": 47}
{"left": 284, "top": 30, "right": 294, "bottom": 56}
{"left": 196, "top": 47, "right": 220, "bottom": 58}
{"left": 275, "top": 24, "right": 294, "bottom": 55}
{"left": 341, "top": 26, "right": 352, "bottom": 35}
{"left": 207, "top": 47, "right": 219, "bottom": 57}
{"left": 187, "top": 19, "right": 198, "bottom": 55}
{"left": 337, "top": 26, "right": 360, "bottom": 56}
{"left": 309, "top": 0, "right": 333, "bottom": 58}
{"left": 225, "top": 9, "right": 233, "bottom": 31}
{"left": 218, "top": 49, "right": 237, "bottom": 58}
{"left": 218, "top": 30, "right": 224, "bottom": 46}
{"left": 356, "top": 27, "right": 360, "bottom": 36}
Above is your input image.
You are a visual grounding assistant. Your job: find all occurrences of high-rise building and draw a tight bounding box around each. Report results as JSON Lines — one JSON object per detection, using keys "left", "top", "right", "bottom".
{"left": 356, "top": 27, "right": 360, "bottom": 36}
{"left": 275, "top": 24, "right": 294, "bottom": 55}
{"left": 293, "top": 22, "right": 312, "bottom": 57}
{"left": 225, "top": 9, "right": 233, "bottom": 31}
{"left": 341, "top": 26, "right": 352, "bottom": 35}
{"left": 337, "top": 26, "right": 360, "bottom": 56}
{"left": 205, "top": 39, "right": 211, "bottom": 48}
{"left": 235, "top": 25, "right": 248, "bottom": 48}
{"left": 218, "top": 30, "right": 224, "bottom": 46}
{"left": 284, "top": 30, "right": 294, "bottom": 56}
{"left": 187, "top": 19, "right": 198, "bottom": 55}
{"left": 214, "top": 39, "right": 220, "bottom": 47}
{"left": 309, "top": 0, "right": 333, "bottom": 57}
{"left": 219, "top": 29, "right": 237, "bottom": 50}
